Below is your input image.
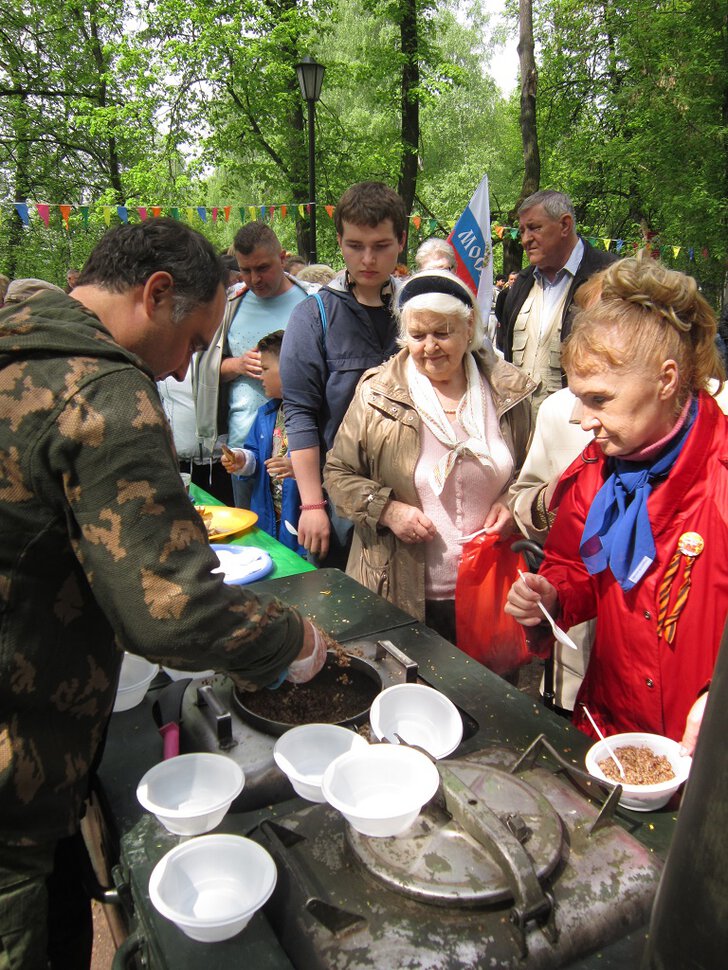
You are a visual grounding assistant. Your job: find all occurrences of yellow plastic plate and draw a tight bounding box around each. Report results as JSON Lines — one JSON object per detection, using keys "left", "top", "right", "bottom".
{"left": 195, "top": 505, "right": 258, "bottom": 541}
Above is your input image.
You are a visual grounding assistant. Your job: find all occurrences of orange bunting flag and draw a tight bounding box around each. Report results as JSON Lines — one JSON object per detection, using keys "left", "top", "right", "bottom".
{"left": 138, "top": 207, "right": 148, "bottom": 221}
{"left": 494, "top": 225, "right": 505, "bottom": 239}
{"left": 103, "top": 207, "right": 111, "bottom": 226}
{"left": 36, "top": 204, "right": 50, "bottom": 227}
{"left": 325, "top": 205, "right": 334, "bottom": 218}
{"left": 59, "top": 205, "right": 72, "bottom": 230}
{"left": 223, "top": 206, "right": 231, "bottom": 222}
{"left": 280, "top": 205, "right": 287, "bottom": 219}
{"left": 603, "top": 238, "right": 612, "bottom": 250}
{"left": 298, "top": 204, "right": 305, "bottom": 218}
{"left": 151, "top": 206, "right": 162, "bottom": 218}
{"left": 412, "top": 215, "right": 421, "bottom": 230}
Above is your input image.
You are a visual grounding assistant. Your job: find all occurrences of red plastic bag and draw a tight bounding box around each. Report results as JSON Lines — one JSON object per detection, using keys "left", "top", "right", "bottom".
{"left": 455, "top": 533, "right": 534, "bottom": 675}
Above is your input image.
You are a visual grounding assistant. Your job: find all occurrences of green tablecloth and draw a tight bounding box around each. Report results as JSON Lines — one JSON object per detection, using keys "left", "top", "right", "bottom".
{"left": 189, "top": 483, "right": 315, "bottom": 581}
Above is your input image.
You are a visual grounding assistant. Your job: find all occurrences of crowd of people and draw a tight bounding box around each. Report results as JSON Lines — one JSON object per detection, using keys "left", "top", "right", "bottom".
{"left": 2, "top": 181, "right": 728, "bottom": 968}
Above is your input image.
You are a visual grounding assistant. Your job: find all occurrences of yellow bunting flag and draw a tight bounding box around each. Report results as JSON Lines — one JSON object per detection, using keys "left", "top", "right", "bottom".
{"left": 103, "top": 207, "right": 111, "bottom": 226}
{"left": 185, "top": 207, "right": 194, "bottom": 222}
{"left": 603, "top": 239, "right": 612, "bottom": 251}
{"left": 298, "top": 204, "right": 305, "bottom": 218}
{"left": 673, "top": 246, "right": 681, "bottom": 259}
{"left": 249, "top": 206, "right": 257, "bottom": 221}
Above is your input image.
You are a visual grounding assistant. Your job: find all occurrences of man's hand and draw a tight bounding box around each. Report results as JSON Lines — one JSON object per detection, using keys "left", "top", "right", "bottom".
{"left": 221, "top": 445, "right": 244, "bottom": 473}
{"left": 286, "top": 621, "right": 328, "bottom": 683}
{"left": 380, "top": 499, "right": 436, "bottom": 544}
{"left": 297, "top": 508, "right": 331, "bottom": 560}
{"left": 505, "top": 571, "right": 559, "bottom": 626}
{"left": 680, "top": 691, "right": 708, "bottom": 756}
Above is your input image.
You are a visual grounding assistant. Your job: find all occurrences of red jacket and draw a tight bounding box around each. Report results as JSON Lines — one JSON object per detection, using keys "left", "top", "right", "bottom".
{"left": 543, "top": 392, "right": 728, "bottom": 741}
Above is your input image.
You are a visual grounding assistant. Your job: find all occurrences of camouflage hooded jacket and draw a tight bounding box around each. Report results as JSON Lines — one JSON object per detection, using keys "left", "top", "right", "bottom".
{"left": 0, "top": 290, "right": 303, "bottom": 846}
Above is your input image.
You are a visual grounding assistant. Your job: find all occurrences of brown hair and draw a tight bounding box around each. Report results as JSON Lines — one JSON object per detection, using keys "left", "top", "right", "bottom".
{"left": 233, "top": 223, "right": 281, "bottom": 256}
{"left": 334, "top": 182, "right": 407, "bottom": 239}
{"left": 563, "top": 252, "right": 725, "bottom": 406}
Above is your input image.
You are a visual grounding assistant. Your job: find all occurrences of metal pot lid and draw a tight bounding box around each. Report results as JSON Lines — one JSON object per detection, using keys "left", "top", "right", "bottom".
{"left": 347, "top": 759, "right": 564, "bottom": 906}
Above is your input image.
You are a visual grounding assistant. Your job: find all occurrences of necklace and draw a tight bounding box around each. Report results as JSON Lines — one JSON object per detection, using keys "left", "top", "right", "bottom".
{"left": 442, "top": 408, "right": 458, "bottom": 416}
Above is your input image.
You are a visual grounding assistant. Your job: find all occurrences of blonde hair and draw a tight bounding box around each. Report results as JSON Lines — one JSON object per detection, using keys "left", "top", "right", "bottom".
{"left": 563, "top": 252, "right": 724, "bottom": 406}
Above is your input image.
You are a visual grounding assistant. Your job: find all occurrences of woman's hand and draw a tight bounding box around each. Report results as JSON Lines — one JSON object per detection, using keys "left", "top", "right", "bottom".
{"left": 297, "top": 509, "right": 330, "bottom": 560}
{"left": 265, "top": 456, "right": 294, "bottom": 480}
{"left": 380, "top": 499, "right": 436, "bottom": 544}
{"left": 483, "top": 501, "right": 516, "bottom": 538}
{"left": 680, "top": 691, "right": 708, "bottom": 756}
{"left": 505, "top": 571, "right": 559, "bottom": 626}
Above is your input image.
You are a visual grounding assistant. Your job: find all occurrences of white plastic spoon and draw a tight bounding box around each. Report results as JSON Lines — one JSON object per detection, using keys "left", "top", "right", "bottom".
{"left": 284, "top": 520, "right": 298, "bottom": 537}
{"left": 517, "top": 569, "right": 579, "bottom": 651}
{"left": 582, "top": 704, "right": 627, "bottom": 780}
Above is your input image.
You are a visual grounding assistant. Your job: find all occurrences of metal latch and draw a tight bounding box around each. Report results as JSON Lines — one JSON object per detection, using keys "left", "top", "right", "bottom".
{"left": 196, "top": 684, "right": 236, "bottom": 749}
{"left": 375, "top": 640, "right": 418, "bottom": 682}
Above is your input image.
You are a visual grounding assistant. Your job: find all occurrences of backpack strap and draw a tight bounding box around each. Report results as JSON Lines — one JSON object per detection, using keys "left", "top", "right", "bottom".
{"left": 313, "top": 292, "right": 328, "bottom": 356}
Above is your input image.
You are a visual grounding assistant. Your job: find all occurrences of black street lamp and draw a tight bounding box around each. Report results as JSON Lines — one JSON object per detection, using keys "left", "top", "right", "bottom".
{"left": 295, "top": 56, "right": 325, "bottom": 263}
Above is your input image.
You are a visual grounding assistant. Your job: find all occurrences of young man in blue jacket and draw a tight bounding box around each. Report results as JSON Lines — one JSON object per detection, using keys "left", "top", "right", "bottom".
{"left": 280, "top": 181, "right": 407, "bottom": 568}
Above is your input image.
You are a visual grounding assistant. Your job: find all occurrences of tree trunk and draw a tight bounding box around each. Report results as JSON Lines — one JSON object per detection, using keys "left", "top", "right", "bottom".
{"left": 397, "top": 0, "right": 419, "bottom": 261}
{"left": 503, "top": 0, "right": 540, "bottom": 274}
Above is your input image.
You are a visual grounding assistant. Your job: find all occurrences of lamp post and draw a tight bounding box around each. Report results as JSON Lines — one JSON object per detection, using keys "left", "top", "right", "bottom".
{"left": 295, "top": 56, "right": 325, "bottom": 263}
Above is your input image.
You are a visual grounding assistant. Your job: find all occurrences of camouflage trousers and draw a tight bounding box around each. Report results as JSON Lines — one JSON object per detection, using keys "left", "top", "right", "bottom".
{"left": 0, "top": 834, "right": 92, "bottom": 970}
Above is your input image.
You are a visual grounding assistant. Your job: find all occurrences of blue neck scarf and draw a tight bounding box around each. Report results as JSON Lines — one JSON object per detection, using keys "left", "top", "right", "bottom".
{"left": 579, "top": 398, "right": 697, "bottom": 591}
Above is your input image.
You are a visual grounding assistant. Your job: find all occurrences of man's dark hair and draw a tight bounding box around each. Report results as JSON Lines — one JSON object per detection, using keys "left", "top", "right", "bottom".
{"left": 257, "top": 330, "right": 284, "bottom": 357}
{"left": 334, "top": 182, "right": 407, "bottom": 240}
{"left": 233, "top": 223, "right": 282, "bottom": 256}
{"left": 76, "top": 219, "right": 225, "bottom": 321}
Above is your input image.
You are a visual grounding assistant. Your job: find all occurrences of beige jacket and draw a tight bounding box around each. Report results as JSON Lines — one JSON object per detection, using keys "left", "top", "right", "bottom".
{"left": 324, "top": 346, "right": 535, "bottom": 621}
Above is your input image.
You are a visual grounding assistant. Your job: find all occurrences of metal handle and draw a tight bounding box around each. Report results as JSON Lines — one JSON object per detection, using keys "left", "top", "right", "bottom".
{"left": 375, "top": 640, "right": 418, "bottom": 682}
{"left": 195, "top": 684, "right": 235, "bottom": 749}
{"left": 111, "top": 930, "right": 143, "bottom": 970}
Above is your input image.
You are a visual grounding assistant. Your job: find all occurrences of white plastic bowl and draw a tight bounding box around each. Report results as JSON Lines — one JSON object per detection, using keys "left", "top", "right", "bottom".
{"left": 149, "top": 834, "right": 276, "bottom": 942}
{"left": 113, "top": 653, "right": 158, "bottom": 712}
{"left": 585, "top": 731, "right": 692, "bottom": 812}
{"left": 321, "top": 743, "right": 440, "bottom": 837}
{"left": 162, "top": 666, "right": 215, "bottom": 681}
{"left": 273, "top": 724, "right": 369, "bottom": 802}
{"left": 369, "top": 683, "right": 463, "bottom": 759}
{"left": 136, "top": 753, "right": 245, "bottom": 835}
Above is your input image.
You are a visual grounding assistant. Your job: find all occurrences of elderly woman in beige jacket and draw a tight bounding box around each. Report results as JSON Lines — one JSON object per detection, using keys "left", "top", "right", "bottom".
{"left": 324, "top": 270, "right": 534, "bottom": 645}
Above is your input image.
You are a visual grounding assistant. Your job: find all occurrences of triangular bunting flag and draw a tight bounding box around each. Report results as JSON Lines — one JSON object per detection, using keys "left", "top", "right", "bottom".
{"left": 280, "top": 205, "right": 287, "bottom": 219}
{"left": 170, "top": 207, "right": 180, "bottom": 220}
{"left": 260, "top": 205, "right": 266, "bottom": 219}
{"left": 325, "top": 205, "right": 334, "bottom": 218}
{"left": 224, "top": 206, "right": 231, "bottom": 222}
{"left": 151, "top": 206, "right": 162, "bottom": 218}
{"left": 197, "top": 207, "right": 207, "bottom": 223}
{"left": 688, "top": 247, "right": 695, "bottom": 261}
{"left": 510, "top": 228, "right": 518, "bottom": 240}
{"left": 269, "top": 206, "right": 275, "bottom": 218}
{"left": 412, "top": 215, "right": 421, "bottom": 230}
{"left": 306, "top": 204, "right": 311, "bottom": 215}
{"left": 429, "top": 219, "right": 438, "bottom": 232}
{"left": 36, "top": 204, "right": 50, "bottom": 228}
{"left": 603, "top": 238, "right": 611, "bottom": 250}
{"left": 211, "top": 207, "right": 218, "bottom": 222}
{"left": 138, "top": 207, "right": 148, "bottom": 221}
{"left": 701, "top": 247, "right": 709, "bottom": 259}
{"left": 616, "top": 239, "right": 624, "bottom": 253}
{"left": 494, "top": 225, "right": 505, "bottom": 239}
{"left": 103, "top": 206, "right": 112, "bottom": 226}
{"left": 117, "top": 206, "right": 128, "bottom": 224}
{"left": 14, "top": 203, "right": 30, "bottom": 226}
{"left": 238, "top": 208, "right": 246, "bottom": 223}
{"left": 672, "top": 246, "right": 681, "bottom": 259}
{"left": 79, "top": 205, "right": 89, "bottom": 227}
{"left": 249, "top": 206, "right": 257, "bottom": 221}
{"left": 59, "top": 205, "right": 72, "bottom": 229}
{"left": 184, "top": 207, "right": 193, "bottom": 222}
{"left": 298, "top": 204, "right": 305, "bottom": 218}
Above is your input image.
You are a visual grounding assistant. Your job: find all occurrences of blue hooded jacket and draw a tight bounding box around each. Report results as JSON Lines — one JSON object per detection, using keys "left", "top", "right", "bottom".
{"left": 238, "top": 399, "right": 306, "bottom": 555}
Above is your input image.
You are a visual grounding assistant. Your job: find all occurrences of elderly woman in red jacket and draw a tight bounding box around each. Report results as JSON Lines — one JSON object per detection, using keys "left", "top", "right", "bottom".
{"left": 506, "top": 253, "right": 728, "bottom": 754}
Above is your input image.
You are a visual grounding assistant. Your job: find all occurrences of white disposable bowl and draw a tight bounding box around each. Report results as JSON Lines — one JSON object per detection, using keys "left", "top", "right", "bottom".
{"left": 369, "top": 683, "right": 463, "bottom": 759}
{"left": 162, "top": 666, "right": 215, "bottom": 681}
{"left": 137, "top": 753, "right": 245, "bottom": 835}
{"left": 585, "top": 731, "right": 692, "bottom": 811}
{"left": 273, "top": 724, "right": 369, "bottom": 802}
{"left": 321, "top": 743, "right": 440, "bottom": 837}
{"left": 149, "top": 834, "right": 276, "bottom": 942}
{"left": 113, "top": 653, "right": 158, "bottom": 712}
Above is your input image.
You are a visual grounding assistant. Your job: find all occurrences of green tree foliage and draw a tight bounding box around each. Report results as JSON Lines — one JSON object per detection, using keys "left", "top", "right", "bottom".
{"left": 533, "top": 0, "right": 727, "bottom": 299}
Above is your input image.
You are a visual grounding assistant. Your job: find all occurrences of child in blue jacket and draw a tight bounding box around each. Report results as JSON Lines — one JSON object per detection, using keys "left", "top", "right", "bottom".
{"left": 221, "top": 331, "right": 305, "bottom": 554}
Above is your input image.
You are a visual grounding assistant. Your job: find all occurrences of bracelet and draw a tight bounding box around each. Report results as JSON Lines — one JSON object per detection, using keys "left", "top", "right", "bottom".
{"left": 300, "top": 501, "right": 327, "bottom": 511}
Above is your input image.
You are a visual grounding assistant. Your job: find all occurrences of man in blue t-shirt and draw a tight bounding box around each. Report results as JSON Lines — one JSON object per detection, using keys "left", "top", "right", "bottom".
{"left": 193, "top": 224, "right": 313, "bottom": 509}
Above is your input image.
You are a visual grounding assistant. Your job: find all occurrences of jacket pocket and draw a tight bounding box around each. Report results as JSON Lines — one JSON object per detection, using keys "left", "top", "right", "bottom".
{"left": 358, "top": 551, "right": 390, "bottom": 600}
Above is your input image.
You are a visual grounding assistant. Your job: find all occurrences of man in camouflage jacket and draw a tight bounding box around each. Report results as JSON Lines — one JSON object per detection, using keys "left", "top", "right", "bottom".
{"left": 0, "top": 220, "right": 325, "bottom": 969}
